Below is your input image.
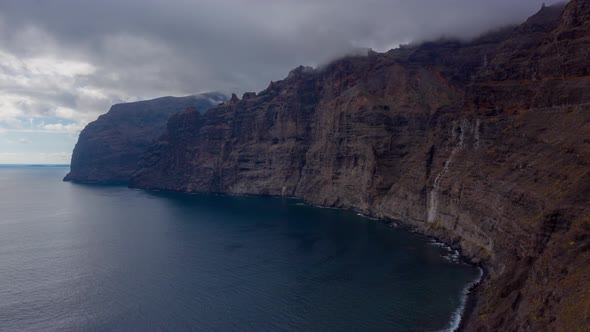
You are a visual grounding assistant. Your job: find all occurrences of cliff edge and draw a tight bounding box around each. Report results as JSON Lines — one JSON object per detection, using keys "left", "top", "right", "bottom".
{"left": 64, "top": 93, "right": 227, "bottom": 183}
{"left": 129, "top": 2, "right": 590, "bottom": 331}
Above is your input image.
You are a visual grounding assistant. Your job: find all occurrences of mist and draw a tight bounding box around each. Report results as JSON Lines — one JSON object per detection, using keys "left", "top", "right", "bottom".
{"left": 0, "top": 0, "right": 563, "bottom": 133}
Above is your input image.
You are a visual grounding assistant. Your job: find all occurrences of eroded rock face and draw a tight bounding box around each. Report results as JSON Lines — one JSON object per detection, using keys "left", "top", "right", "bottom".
{"left": 64, "top": 93, "right": 227, "bottom": 183}
{"left": 129, "top": 2, "right": 590, "bottom": 330}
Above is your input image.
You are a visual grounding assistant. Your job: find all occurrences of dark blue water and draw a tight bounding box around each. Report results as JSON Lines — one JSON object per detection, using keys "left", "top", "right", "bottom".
{"left": 0, "top": 166, "right": 480, "bottom": 331}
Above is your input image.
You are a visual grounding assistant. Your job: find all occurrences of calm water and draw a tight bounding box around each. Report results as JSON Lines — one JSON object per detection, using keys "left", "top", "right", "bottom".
{"left": 0, "top": 166, "right": 480, "bottom": 332}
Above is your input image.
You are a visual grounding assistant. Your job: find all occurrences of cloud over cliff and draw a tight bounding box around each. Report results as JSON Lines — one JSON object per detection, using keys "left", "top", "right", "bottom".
{"left": 0, "top": 0, "right": 561, "bottom": 162}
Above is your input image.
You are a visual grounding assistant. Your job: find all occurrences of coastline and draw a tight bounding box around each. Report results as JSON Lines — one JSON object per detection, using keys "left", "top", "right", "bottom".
{"left": 454, "top": 266, "right": 485, "bottom": 332}
{"left": 66, "top": 178, "right": 488, "bottom": 331}
{"left": 132, "top": 185, "right": 488, "bottom": 331}
{"left": 457, "top": 268, "right": 486, "bottom": 332}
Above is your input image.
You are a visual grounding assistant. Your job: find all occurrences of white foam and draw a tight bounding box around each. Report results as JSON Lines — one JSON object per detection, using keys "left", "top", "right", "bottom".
{"left": 356, "top": 212, "right": 379, "bottom": 221}
{"left": 428, "top": 239, "right": 462, "bottom": 264}
{"left": 443, "top": 249, "right": 461, "bottom": 263}
{"left": 429, "top": 239, "right": 446, "bottom": 247}
{"left": 440, "top": 267, "right": 483, "bottom": 332}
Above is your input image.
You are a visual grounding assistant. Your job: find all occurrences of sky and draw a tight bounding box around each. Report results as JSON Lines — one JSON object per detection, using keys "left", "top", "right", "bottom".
{"left": 0, "top": 0, "right": 560, "bottom": 164}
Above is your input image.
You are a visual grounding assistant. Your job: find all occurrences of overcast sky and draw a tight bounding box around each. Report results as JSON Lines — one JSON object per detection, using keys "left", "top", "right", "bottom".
{"left": 0, "top": 0, "right": 559, "bottom": 164}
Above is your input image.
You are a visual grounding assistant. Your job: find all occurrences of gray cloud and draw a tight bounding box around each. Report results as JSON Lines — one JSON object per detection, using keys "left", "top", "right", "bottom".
{"left": 0, "top": 0, "right": 562, "bottom": 126}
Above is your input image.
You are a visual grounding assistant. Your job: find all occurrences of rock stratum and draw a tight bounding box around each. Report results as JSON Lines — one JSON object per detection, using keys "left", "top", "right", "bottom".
{"left": 64, "top": 93, "right": 227, "bottom": 183}
{"left": 126, "top": 2, "right": 590, "bottom": 330}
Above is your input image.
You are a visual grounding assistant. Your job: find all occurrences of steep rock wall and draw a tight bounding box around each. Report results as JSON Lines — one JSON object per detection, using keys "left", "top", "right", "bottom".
{"left": 64, "top": 93, "right": 226, "bottom": 183}
{"left": 128, "top": 2, "right": 590, "bottom": 331}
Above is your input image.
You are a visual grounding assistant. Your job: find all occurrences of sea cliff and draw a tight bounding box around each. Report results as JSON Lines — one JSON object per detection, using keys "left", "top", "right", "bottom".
{"left": 64, "top": 93, "right": 226, "bottom": 183}
{"left": 129, "top": 2, "right": 590, "bottom": 330}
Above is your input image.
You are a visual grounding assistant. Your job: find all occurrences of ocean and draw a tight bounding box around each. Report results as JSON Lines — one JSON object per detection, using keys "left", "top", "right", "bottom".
{"left": 0, "top": 166, "right": 480, "bottom": 331}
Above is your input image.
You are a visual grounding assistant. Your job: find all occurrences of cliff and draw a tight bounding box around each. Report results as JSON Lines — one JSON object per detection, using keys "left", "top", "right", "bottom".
{"left": 128, "top": 1, "right": 590, "bottom": 330}
{"left": 64, "top": 93, "right": 227, "bottom": 183}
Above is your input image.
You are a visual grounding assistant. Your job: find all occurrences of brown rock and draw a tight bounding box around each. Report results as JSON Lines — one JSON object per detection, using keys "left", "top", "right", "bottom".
{"left": 132, "top": 2, "right": 590, "bottom": 331}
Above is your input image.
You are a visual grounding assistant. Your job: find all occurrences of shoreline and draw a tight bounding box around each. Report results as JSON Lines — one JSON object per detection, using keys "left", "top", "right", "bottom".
{"left": 457, "top": 267, "right": 486, "bottom": 332}
{"left": 136, "top": 186, "right": 489, "bottom": 331}
{"left": 454, "top": 266, "right": 485, "bottom": 332}
{"left": 67, "top": 180, "right": 488, "bottom": 330}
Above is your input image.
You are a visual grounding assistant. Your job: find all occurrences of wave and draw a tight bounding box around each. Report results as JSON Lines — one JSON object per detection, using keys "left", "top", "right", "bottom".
{"left": 355, "top": 212, "right": 379, "bottom": 220}
{"left": 428, "top": 239, "right": 462, "bottom": 264}
{"left": 441, "top": 267, "right": 484, "bottom": 332}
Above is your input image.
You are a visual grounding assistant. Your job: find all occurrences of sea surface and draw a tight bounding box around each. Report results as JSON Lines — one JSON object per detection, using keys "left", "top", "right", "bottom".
{"left": 0, "top": 166, "right": 480, "bottom": 331}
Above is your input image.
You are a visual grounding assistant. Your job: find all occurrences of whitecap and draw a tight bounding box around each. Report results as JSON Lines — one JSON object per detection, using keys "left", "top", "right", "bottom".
{"left": 440, "top": 267, "right": 483, "bottom": 332}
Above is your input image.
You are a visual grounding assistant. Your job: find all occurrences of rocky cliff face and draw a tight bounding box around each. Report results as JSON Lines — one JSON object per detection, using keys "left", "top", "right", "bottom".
{"left": 128, "top": 2, "right": 590, "bottom": 330}
{"left": 64, "top": 93, "right": 227, "bottom": 183}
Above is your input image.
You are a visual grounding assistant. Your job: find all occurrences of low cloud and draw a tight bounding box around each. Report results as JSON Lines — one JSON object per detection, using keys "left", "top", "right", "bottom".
{"left": 0, "top": 152, "right": 71, "bottom": 164}
{"left": 0, "top": 0, "right": 562, "bottom": 163}
{"left": 43, "top": 122, "right": 86, "bottom": 134}
{"left": 4, "top": 138, "right": 32, "bottom": 144}
{"left": 17, "top": 138, "right": 31, "bottom": 144}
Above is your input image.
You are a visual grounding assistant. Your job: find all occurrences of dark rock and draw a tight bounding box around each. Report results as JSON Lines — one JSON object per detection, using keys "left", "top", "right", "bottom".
{"left": 63, "top": 93, "right": 227, "bottom": 183}
{"left": 130, "top": 2, "right": 590, "bottom": 331}
{"left": 228, "top": 93, "right": 240, "bottom": 104}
